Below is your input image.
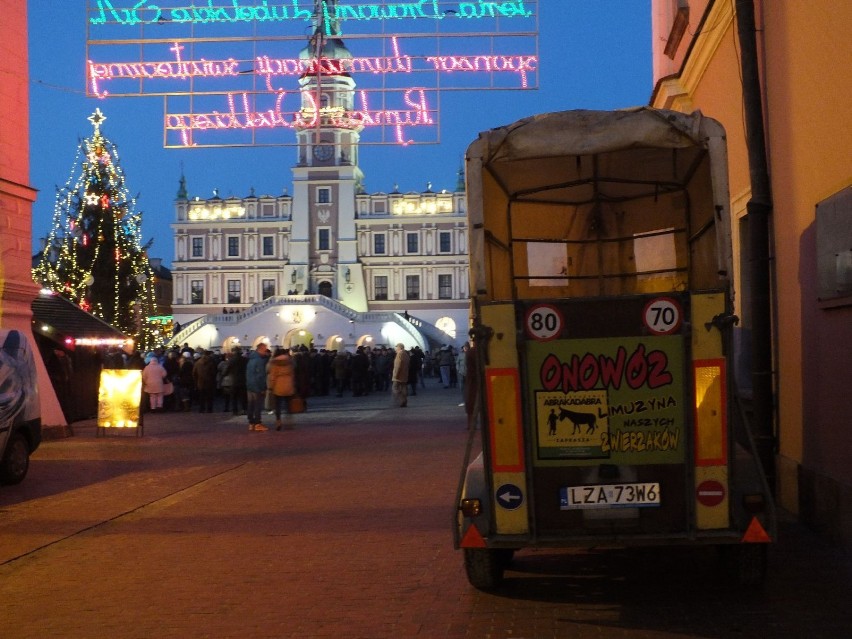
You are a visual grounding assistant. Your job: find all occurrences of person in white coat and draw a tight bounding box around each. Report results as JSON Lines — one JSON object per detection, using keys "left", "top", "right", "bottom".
{"left": 141, "top": 355, "right": 168, "bottom": 412}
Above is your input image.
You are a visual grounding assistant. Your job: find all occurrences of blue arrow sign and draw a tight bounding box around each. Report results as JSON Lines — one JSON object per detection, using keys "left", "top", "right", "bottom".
{"left": 496, "top": 484, "right": 524, "bottom": 510}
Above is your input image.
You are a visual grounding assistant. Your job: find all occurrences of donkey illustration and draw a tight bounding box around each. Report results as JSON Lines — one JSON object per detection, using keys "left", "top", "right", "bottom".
{"left": 558, "top": 407, "right": 606, "bottom": 435}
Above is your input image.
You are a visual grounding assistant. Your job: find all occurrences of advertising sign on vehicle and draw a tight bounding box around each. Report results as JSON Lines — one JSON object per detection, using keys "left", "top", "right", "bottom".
{"left": 526, "top": 335, "right": 686, "bottom": 464}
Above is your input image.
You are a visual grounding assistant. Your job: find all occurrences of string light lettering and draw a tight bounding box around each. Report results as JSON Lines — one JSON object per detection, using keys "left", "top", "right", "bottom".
{"left": 166, "top": 88, "right": 435, "bottom": 147}
{"left": 89, "top": 38, "right": 535, "bottom": 97}
{"left": 88, "top": 1, "right": 533, "bottom": 27}
{"left": 85, "top": 0, "right": 538, "bottom": 147}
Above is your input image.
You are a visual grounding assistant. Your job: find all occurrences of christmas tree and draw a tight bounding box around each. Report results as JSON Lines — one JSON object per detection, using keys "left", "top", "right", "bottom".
{"left": 33, "top": 109, "right": 161, "bottom": 352}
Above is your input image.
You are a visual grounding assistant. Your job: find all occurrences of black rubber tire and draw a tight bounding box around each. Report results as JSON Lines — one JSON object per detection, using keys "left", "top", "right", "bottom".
{"left": 463, "top": 548, "right": 504, "bottom": 591}
{"left": 496, "top": 548, "right": 516, "bottom": 569}
{"left": 0, "top": 432, "right": 30, "bottom": 485}
{"left": 735, "top": 544, "right": 768, "bottom": 587}
{"left": 718, "top": 543, "right": 768, "bottom": 587}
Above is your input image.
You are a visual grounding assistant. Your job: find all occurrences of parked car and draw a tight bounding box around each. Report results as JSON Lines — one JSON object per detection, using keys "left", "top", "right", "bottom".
{"left": 0, "top": 329, "right": 42, "bottom": 484}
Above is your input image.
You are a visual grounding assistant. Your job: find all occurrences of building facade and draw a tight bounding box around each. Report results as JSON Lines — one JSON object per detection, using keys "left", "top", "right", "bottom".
{"left": 651, "top": 0, "right": 852, "bottom": 544}
{"left": 169, "top": 14, "right": 469, "bottom": 353}
{"left": 0, "top": 1, "right": 65, "bottom": 426}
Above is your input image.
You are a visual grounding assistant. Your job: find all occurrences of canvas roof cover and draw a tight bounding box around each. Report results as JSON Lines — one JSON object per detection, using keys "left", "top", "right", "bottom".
{"left": 466, "top": 107, "right": 728, "bottom": 205}
{"left": 465, "top": 107, "right": 732, "bottom": 295}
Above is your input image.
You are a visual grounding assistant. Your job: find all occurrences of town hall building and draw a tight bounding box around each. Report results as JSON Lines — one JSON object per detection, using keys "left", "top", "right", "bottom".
{"left": 168, "top": 10, "right": 469, "bottom": 354}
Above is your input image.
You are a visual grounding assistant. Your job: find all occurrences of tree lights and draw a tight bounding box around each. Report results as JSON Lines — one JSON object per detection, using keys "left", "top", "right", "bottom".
{"left": 33, "top": 110, "right": 162, "bottom": 352}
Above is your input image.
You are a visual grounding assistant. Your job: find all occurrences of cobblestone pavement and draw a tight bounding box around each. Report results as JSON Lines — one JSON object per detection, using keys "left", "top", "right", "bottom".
{"left": 1, "top": 382, "right": 850, "bottom": 638}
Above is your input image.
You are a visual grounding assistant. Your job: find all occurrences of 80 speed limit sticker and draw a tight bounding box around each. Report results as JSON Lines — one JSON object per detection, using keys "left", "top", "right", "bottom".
{"left": 643, "top": 297, "right": 683, "bottom": 335}
{"left": 525, "top": 304, "right": 564, "bottom": 341}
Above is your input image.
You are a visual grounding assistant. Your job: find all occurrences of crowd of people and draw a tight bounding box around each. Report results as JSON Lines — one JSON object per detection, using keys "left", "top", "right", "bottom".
{"left": 116, "top": 341, "right": 472, "bottom": 421}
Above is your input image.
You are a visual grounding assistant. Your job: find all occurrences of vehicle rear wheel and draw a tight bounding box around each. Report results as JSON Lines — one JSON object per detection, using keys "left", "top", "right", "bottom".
{"left": 718, "top": 543, "right": 767, "bottom": 587}
{"left": 463, "top": 548, "right": 504, "bottom": 591}
{"left": 496, "top": 548, "right": 516, "bottom": 569}
{"left": 734, "top": 544, "right": 767, "bottom": 587}
{"left": 0, "top": 432, "right": 30, "bottom": 485}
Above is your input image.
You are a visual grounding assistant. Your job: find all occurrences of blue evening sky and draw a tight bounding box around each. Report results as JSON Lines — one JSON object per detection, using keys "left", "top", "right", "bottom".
{"left": 28, "top": 1, "right": 651, "bottom": 267}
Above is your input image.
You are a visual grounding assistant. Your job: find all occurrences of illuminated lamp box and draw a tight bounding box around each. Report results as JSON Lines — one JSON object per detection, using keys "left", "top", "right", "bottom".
{"left": 97, "top": 369, "right": 143, "bottom": 436}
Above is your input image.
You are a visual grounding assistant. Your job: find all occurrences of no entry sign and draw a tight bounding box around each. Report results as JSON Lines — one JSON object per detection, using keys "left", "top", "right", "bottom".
{"left": 696, "top": 479, "right": 726, "bottom": 507}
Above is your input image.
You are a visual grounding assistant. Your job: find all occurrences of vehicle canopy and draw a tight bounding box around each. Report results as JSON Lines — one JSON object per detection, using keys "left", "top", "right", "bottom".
{"left": 466, "top": 107, "right": 733, "bottom": 302}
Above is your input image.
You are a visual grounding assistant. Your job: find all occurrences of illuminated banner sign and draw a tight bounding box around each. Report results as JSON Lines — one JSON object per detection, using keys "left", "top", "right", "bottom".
{"left": 163, "top": 87, "right": 438, "bottom": 147}
{"left": 87, "top": 38, "right": 536, "bottom": 97}
{"left": 85, "top": 0, "right": 539, "bottom": 147}
{"left": 97, "top": 369, "right": 143, "bottom": 430}
{"left": 88, "top": 1, "right": 535, "bottom": 27}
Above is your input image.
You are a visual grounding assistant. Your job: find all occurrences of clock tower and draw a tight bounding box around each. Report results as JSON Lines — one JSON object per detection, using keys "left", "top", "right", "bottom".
{"left": 291, "top": 0, "right": 367, "bottom": 310}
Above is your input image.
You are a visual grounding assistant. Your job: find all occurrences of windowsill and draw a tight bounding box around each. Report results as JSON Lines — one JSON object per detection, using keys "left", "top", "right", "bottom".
{"left": 664, "top": 4, "right": 689, "bottom": 59}
{"left": 818, "top": 295, "right": 852, "bottom": 310}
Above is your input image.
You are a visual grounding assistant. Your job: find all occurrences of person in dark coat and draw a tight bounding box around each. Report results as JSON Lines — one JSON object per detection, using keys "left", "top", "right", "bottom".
{"left": 245, "top": 343, "right": 271, "bottom": 431}
{"left": 408, "top": 346, "right": 423, "bottom": 395}
{"left": 309, "top": 348, "right": 325, "bottom": 396}
{"left": 373, "top": 347, "right": 391, "bottom": 392}
{"left": 176, "top": 353, "right": 195, "bottom": 412}
{"left": 294, "top": 346, "right": 312, "bottom": 399}
{"left": 218, "top": 351, "right": 235, "bottom": 412}
{"left": 413, "top": 346, "right": 426, "bottom": 389}
{"left": 225, "top": 347, "right": 247, "bottom": 415}
{"left": 438, "top": 346, "right": 454, "bottom": 388}
{"left": 162, "top": 350, "right": 180, "bottom": 411}
{"left": 448, "top": 346, "right": 458, "bottom": 388}
{"left": 126, "top": 349, "right": 145, "bottom": 370}
{"left": 350, "top": 346, "right": 370, "bottom": 397}
{"left": 193, "top": 350, "right": 218, "bottom": 413}
{"left": 103, "top": 347, "right": 125, "bottom": 369}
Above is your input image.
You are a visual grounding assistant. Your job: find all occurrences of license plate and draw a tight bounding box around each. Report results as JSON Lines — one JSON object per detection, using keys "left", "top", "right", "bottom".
{"left": 559, "top": 483, "right": 661, "bottom": 510}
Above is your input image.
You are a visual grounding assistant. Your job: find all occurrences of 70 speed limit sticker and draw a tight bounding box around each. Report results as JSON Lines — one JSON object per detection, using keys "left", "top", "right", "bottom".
{"left": 525, "top": 304, "right": 564, "bottom": 341}
{"left": 643, "top": 297, "right": 683, "bottom": 335}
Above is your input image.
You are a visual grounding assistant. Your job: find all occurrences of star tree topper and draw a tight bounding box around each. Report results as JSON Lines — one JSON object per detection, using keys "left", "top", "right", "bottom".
{"left": 88, "top": 108, "right": 107, "bottom": 134}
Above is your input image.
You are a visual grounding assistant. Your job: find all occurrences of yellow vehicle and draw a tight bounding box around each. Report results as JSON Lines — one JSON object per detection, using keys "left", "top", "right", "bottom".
{"left": 455, "top": 108, "right": 776, "bottom": 589}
